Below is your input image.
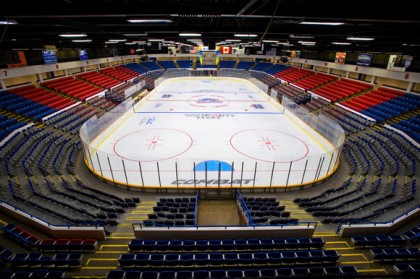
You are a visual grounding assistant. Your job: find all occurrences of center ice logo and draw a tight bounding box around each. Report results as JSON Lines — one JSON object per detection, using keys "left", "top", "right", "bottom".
{"left": 197, "top": 98, "right": 222, "bottom": 104}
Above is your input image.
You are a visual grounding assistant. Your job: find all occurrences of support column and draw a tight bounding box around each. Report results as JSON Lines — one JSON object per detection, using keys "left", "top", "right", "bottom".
{"left": 407, "top": 81, "right": 414, "bottom": 92}
{"left": 0, "top": 79, "right": 6, "bottom": 90}
{"left": 371, "top": 75, "right": 377, "bottom": 85}
{"left": 37, "top": 73, "right": 43, "bottom": 82}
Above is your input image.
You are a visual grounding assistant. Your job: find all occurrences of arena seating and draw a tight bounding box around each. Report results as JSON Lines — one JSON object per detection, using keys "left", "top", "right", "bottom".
{"left": 144, "top": 196, "right": 198, "bottom": 227}
{"left": 176, "top": 60, "right": 193, "bottom": 68}
{"left": 292, "top": 72, "right": 338, "bottom": 91}
{"left": 77, "top": 71, "right": 122, "bottom": 90}
{"left": 41, "top": 76, "right": 103, "bottom": 100}
{"left": 312, "top": 78, "right": 373, "bottom": 102}
{"left": 107, "top": 265, "right": 358, "bottom": 279}
{"left": 250, "top": 62, "right": 273, "bottom": 71}
{"left": 236, "top": 60, "right": 255, "bottom": 70}
{"left": 275, "top": 68, "right": 313, "bottom": 83}
{"left": 158, "top": 60, "right": 177, "bottom": 69}
{"left": 219, "top": 60, "right": 236, "bottom": 68}
{"left": 100, "top": 66, "right": 138, "bottom": 82}
{"left": 0, "top": 60, "right": 418, "bottom": 279}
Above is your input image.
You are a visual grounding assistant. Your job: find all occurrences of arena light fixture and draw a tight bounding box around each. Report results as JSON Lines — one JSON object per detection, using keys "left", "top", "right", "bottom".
{"left": 72, "top": 39, "right": 92, "bottom": 43}
{"left": 179, "top": 33, "right": 201, "bottom": 37}
{"left": 0, "top": 19, "right": 18, "bottom": 25}
{"left": 300, "top": 21, "right": 345, "bottom": 26}
{"left": 148, "top": 39, "right": 164, "bottom": 42}
{"left": 105, "top": 41, "right": 118, "bottom": 44}
{"left": 127, "top": 19, "right": 172, "bottom": 23}
{"left": 226, "top": 39, "right": 241, "bottom": 42}
{"left": 124, "top": 33, "right": 148, "bottom": 36}
{"left": 332, "top": 42, "right": 351, "bottom": 45}
{"left": 346, "top": 37, "right": 374, "bottom": 41}
{"left": 109, "top": 39, "right": 127, "bottom": 42}
{"left": 234, "top": 34, "right": 258, "bottom": 38}
{"left": 125, "top": 42, "right": 137, "bottom": 45}
{"left": 262, "top": 40, "right": 279, "bottom": 43}
{"left": 289, "top": 34, "right": 314, "bottom": 39}
{"left": 59, "top": 33, "right": 87, "bottom": 38}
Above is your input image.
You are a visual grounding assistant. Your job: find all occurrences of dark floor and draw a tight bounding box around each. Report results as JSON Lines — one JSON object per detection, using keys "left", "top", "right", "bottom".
{"left": 197, "top": 200, "right": 241, "bottom": 226}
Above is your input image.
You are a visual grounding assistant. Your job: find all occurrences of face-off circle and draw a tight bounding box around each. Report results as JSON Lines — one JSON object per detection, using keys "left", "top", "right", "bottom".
{"left": 230, "top": 129, "right": 309, "bottom": 163}
{"left": 114, "top": 128, "right": 193, "bottom": 162}
{"left": 187, "top": 94, "right": 230, "bottom": 108}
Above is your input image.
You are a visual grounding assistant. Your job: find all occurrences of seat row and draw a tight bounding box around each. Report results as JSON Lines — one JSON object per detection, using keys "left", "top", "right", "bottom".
{"left": 128, "top": 238, "right": 325, "bottom": 252}
{"left": 37, "top": 238, "right": 97, "bottom": 252}
{"left": 370, "top": 247, "right": 420, "bottom": 261}
{"left": 394, "top": 262, "right": 420, "bottom": 275}
{"left": 2, "top": 251, "right": 83, "bottom": 270}
{"left": 158, "top": 197, "right": 196, "bottom": 203}
{"left": 143, "top": 219, "right": 195, "bottom": 227}
{"left": 0, "top": 270, "right": 65, "bottom": 279}
{"left": 118, "top": 250, "right": 340, "bottom": 268}
{"left": 108, "top": 265, "right": 358, "bottom": 279}
{"left": 350, "top": 234, "right": 407, "bottom": 248}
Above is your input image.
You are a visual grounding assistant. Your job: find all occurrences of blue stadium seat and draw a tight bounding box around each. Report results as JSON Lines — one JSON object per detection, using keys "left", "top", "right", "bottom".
{"left": 141, "top": 271, "right": 158, "bottom": 279}
{"left": 194, "top": 270, "right": 209, "bottom": 279}
{"left": 244, "top": 269, "right": 260, "bottom": 277}
{"left": 210, "top": 269, "right": 226, "bottom": 278}
{"left": 176, "top": 270, "right": 193, "bottom": 279}
{"left": 227, "top": 269, "right": 243, "bottom": 278}
{"left": 124, "top": 270, "right": 141, "bottom": 279}
{"left": 107, "top": 270, "right": 125, "bottom": 279}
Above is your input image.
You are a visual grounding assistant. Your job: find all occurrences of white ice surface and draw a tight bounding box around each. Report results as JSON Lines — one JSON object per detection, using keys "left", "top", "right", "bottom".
{"left": 88, "top": 77, "right": 337, "bottom": 188}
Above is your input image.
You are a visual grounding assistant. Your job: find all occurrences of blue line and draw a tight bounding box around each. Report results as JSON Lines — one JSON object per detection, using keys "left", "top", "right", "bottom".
{"left": 134, "top": 111, "right": 283, "bottom": 114}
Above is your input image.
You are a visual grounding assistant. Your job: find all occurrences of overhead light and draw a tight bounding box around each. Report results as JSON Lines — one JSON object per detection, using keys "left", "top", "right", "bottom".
{"left": 262, "top": 40, "right": 279, "bottom": 43}
{"left": 59, "top": 33, "right": 87, "bottom": 38}
{"left": 226, "top": 39, "right": 241, "bottom": 42}
{"left": 298, "top": 41, "right": 316, "bottom": 44}
{"left": 11, "top": 39, "right": 17, "bottom": 41}
{"left": 12, "top": 48, "right": 29, "bottom": 51}
{"left": 346, "top": 37, "right": 374, "bottom": 41}
{"left": 179, "top": 33, "right": 201, "bottom": 37}
{"left": 127, "top": 19, "right": 172, "bottom": 23}
{"left": 148, "top": 39, "right": 164, "bottom": 42}
{"left": 290, "top": 34, "right": 314, "bottom": 39}
{"left": 332, "top": 42, "right": 351, "bottom": 45}
{"left": 109, "top": 39, "right": 127, "bottom": 42}
{"left": 124, "top": 33, "right": 147, "bottom": 36}
{"left": 105, "top": 41, "right": 118, "bottom": 44}
{"left": 402, "top": 43, "right": 408, "bottom": 46}
{"left": 125, "top": 42, "right": 137, "bottom": 45}
{"left": 300, "top": 21, "right": 344, "bottom": 26}
{"left": 234, "top": 34, "right": 258, "bottom": 38}
{"left": 72, "top": 39, "right": 92, "bottom": 43}
{"left": 0, "top": 19, "right": 18, "bottom": 25}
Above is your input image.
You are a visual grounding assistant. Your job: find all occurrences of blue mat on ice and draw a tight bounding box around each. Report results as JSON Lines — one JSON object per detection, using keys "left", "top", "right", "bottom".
{"left": 194, "top": 160, "right": 233, "bottom": 171}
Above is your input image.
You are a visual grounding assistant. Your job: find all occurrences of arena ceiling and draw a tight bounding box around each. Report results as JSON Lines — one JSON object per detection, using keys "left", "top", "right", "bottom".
{"left": 1, "top": 0, "right": 420, "bottom": 54}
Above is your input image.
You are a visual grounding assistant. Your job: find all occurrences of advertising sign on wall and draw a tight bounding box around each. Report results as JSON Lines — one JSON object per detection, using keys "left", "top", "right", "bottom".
{"left": 357, "top": 53, "right": 372, "bottom": 66}
{"left": 335, "top": 52, "right": 346, "bottom": 64}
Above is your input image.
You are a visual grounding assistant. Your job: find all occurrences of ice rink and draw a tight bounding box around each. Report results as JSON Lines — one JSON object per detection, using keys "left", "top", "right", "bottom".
{"left": 86, "top": 77, "right": 338, "bottom": 188}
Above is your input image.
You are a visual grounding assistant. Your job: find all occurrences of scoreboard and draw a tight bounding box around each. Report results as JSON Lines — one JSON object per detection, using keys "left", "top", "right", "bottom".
{"left": 198, "top": 46, "right": 220, "bottom": 66}
{"left": 201, "top": 51, "right": 217, "bottom": 65}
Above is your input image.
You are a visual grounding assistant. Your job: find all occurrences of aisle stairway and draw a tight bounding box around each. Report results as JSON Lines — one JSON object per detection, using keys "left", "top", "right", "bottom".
{"left": 70, "top": 198, "right": 157, "bottom": 278}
